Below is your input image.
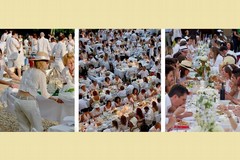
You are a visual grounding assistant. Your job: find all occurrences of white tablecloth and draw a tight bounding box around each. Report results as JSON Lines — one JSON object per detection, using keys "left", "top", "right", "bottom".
{"left": 1, "top": 88, "right": 74, "bottom": 123}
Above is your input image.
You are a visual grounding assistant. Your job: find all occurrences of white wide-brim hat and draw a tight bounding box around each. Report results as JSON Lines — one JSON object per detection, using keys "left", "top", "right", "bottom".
{"left": 33, "top": 52, "right": 50, "bottom": 61}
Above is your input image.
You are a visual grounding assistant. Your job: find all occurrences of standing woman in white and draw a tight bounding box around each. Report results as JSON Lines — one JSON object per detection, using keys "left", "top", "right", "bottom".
{"left": 67, "top": 34, "right": 74, "bottom": 53}
{"left": 52, "top": 35, "right": 66, "bottom": 72}
{"left": 14, "top": 52, "right": 63, "bottom": 132}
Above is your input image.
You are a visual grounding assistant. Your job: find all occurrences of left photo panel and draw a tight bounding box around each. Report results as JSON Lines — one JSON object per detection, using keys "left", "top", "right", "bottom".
{"left": 0, "top": 29, "right": 75, "bottom": 132}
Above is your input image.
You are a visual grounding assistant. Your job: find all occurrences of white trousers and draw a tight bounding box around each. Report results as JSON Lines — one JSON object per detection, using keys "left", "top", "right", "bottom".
{"left": 14, "top": 99, "right": 43, "bottom": 132}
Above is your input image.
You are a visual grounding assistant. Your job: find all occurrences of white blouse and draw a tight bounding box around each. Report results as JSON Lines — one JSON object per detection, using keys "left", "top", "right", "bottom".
{"left": 61, "top": 67, "right": 74, "bottom": 84}
{"left": 19, "top": 68, "right": 51, "bottom": 99}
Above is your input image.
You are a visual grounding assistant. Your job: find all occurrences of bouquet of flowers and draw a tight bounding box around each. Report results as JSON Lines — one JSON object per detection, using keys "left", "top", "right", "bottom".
{"left": 195, "top": 56, "right": 211, "bottom": 80}
{"left": 193, "top": 88, "right": 223, "bottom": 132}
{"left": 47, "top": 68, "right": 63, "bottom": 95}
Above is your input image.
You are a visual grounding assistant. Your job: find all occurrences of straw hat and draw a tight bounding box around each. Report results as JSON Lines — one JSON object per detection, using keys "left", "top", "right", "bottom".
{"left": 221, "top": 56, "right": 236, "bottom": 68}
{"left": 179, "top": 60, "right": 193, "bottom": 71}
{"left": 33, "top": 52, "right": 50, "bottom": 61}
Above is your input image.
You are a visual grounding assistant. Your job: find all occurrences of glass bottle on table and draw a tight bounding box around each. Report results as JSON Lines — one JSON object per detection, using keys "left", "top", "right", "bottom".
{"left": 220, "top": 82, "right": 225, "bottom": 100}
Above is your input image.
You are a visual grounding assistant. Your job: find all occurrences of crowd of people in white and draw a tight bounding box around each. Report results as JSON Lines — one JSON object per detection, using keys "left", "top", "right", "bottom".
{"left": 0, "top": 30, "right": 75, "bottom": 84}
{"left": 79, "top": 29, "right": 161, "bottom": 132}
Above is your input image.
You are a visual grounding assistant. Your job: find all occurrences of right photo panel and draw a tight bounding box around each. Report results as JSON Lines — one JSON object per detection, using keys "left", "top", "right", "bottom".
{"left": 165, "top": 29, "right": 240, "bottom": 132}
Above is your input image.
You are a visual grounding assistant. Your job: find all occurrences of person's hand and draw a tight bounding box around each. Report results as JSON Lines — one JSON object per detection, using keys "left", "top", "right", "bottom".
{"left": 219, "top": 105, "right": 231, "bottom": 116}
{"left": 228, "top": 105, "right": 235, "bottom": 110}
{"left": 166, "top": 115, "right": 176, "bottom": 131}
{"left": 214, "top": 82, "right": 221, "bottom": 90}
{"left": 182, "top": 112, "right": 193, "bottom": 117}
{"left": 10, "top": 83, "right": 19, "bottom": 88}
{"left": 225, "top": 93, "right": 233, "bottom": 101}
{"left": 233, "top": 109, "right": 240, "bottom": 117}
{"left": 174, "top": 105, "right": 185, "bottom": 116}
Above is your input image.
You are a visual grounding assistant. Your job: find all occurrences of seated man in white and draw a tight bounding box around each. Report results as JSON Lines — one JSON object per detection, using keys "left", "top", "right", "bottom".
{"left": 117, "top": 86, "right": 127, "bottom": 98}
{"left": 138, "top": 66, "right": 149, "bottom": 79}
{"left": 143, "top": 106, "right": 154, "bottom": 126}
{"left": 90, "top": 104, "right": 103, "bottom": 118}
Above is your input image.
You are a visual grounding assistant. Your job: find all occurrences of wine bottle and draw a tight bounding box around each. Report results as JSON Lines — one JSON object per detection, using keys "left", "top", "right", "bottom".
{"left": 220, "top": 82, "right": 225, "bottom": 100}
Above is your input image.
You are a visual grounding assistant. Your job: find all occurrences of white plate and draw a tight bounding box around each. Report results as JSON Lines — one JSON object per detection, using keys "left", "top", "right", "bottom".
{"left": 182, "top": 117, "right": 195, "bottom": 122}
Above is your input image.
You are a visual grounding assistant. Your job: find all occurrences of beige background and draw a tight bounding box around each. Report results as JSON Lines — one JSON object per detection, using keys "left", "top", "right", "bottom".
{"left": 1, "top": 0, "right": 240, "bottom": 159}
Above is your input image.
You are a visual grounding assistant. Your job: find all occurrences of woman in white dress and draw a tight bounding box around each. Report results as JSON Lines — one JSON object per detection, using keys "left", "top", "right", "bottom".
{"left": 67, "top": 34, "right": 75, "bottom": 53}
{"left": 14, "top": 52, "right": 63, "bottom": 132}
{"left": 103, "top": 100, "right": 115, "bottom": 112}
{"left": 132, "top": 88, "right": 139, "bottom": 101}
{"left": 222, "top": 64, "right": 238, "bottom": 93}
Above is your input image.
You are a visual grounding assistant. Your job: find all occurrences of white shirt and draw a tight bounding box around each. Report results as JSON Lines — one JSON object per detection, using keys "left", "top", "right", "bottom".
{"left": 126, "top": 85, "right": 134, "bottom": 95}
{"left": 37, "top": 37, "right": 51, "bottom": 54}
{"left": 0, "top": 59, "right": 6, "bottom": 79}
{"left": 112, "top": 78, "right": 123, "bottom": 86}
{"left": 9, "top": 37, "right": 20, "bottom": 53}
{"left": 61, "top": 67, "right": 74, "bottom": 84}
{"left": 225, "top": 79, "right": 231, "bottom": 93}
{"left": 50, "top": 42, "right": 57, "bottom": 55}
{"left": 165, "top": 94, "right": 172, "bottom": 115}
{"left": 172, "top": 43, "right": 180, "bottom": 55}
{"left": 117, "top": 90, "right": 127, "bottom": 98}
{"left": 138, "top": 93, "right": 146, "bottom": 101}
{"left": 138, "top": 70, "right": 149, "bottom": 79}
{"left": 19, "top": 68, "right": 51, "bottom": 99}
{"left": 123, "top": 97, "right": 134, "bottom": 105}
{"left": 91, "top": 108, "right": 102, "bottom": 117}
{"left": 53, "top": 41, "right": 66, "bottom": 60}
{"left": 144, "top": 108, "right": 154, "bottom": 125}
{"left": 79, "top": 99, "right": 88, "bottom": 111}
{"left": 89, "top": 83, "right": 100, "bottom": 91}
{"left": 31, "top": 38, "right": 38, "bottom": 53}
{"left": 1, "top": 33, "right": 7, "bottom": 42}
{"left": 214, "top": 54, "right": 223, "bottom": 68}
{"left": 88, "top": 68, "right": 97, "bottom": 77}
{"left": 67, "top": 39, "right": 75, "bottom": 53}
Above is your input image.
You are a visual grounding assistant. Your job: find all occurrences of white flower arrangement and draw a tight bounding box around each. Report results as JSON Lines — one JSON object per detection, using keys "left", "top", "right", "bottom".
{"left": 193, "top": 88, "right": 224, "bottom": 132}
{"left": 199, "top": 55, "right": 208, "bottom": 62}
{"left": 47, "top": 78, "right": 63, "bottom": 95}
